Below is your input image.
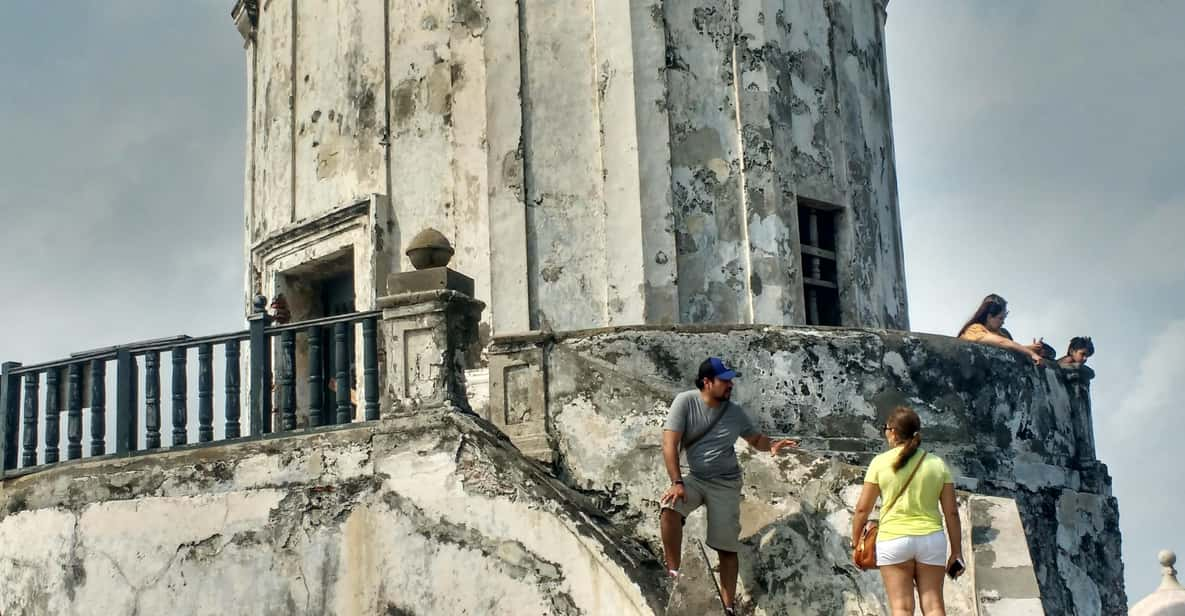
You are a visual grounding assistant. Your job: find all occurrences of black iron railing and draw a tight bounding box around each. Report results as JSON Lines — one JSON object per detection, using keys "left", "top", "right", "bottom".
{"left": 0, "top": 298, "right": 382, "bottom": 478}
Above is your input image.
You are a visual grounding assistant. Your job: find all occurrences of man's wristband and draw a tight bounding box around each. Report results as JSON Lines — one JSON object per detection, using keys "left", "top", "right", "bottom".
{"left": 673, "top": 479, "right": 684, "bottom": 485}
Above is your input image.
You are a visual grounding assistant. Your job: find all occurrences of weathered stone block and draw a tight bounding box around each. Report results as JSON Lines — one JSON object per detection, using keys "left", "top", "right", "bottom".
{"left": 378, "top": 290, "right": 484, "bottom": 413}
{"left": 487, "top": 335, "right": 549, "bottom": 462}
{"left": 386, "top": 266, "right": 475, "bottom": 297}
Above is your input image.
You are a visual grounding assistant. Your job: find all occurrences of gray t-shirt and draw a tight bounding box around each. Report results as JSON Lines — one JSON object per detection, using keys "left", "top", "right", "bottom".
{"left": 663, "top": 390, "right": 758, "bottom": 480}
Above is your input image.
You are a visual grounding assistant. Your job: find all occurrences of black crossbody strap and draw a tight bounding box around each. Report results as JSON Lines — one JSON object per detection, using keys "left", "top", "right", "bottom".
{"left": 681, "top": 403, "right": 731, "bottom": 455}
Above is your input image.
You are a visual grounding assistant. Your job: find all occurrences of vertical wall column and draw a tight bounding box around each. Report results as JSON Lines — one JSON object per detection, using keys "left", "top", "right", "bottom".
{"left": 387, "top": 0, "right": 453, "bottom": 277}
{"left": 628, "top": 0, "right": 680, "bottom": 324}
{"left": 519, "top": 0, "right": 608, "bottom": 330}
{"left": 664, "top": 0, "right": 752, "bottom": 325}
{"left": 485, "top": 0, "right": 531, "bottom": 335}
{"left": 250, "top": 0, "right": 296, "bottom": 241}
{"left": 593, "top": 0, "right": 648, "bottom": 326}
{"left": 828, "top": 0, "right": 909, "bottom": 329}
{"left": 730, "top": 0, "right": 803, "bottom": 325}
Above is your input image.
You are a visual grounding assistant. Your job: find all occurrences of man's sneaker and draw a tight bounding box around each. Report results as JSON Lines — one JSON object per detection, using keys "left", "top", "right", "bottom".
{"left": 667, "top": 569, "right": 680, "bottom": 579}
{"left": 724, "top": 606, "right": 737, "bottom": 616}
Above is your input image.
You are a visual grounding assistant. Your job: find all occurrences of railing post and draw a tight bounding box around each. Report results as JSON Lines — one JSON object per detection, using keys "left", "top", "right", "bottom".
{"left": 362, "top": 317, "right": 380, "bottom": 421}
{"left": 45, "top": 368, "right": 60, "bottom": 464}
{"left": 248, "top": 295, "right": 272, "bottom": 436}
{"left": 0, "top": 362, "right": 22, "bottom": 474}
{"left": 90, "top": 359, "right": 106, "bottom": 456}
{"left": 115, "top": 349, "right": 138, "bottom": 454}
{"left": 22, "top": 372, "right": 39, "bottom": 467}
{"left": 225, "top": 340, "right": 241, "bottom": 439}
{"left": 197, "top": 343, "right": 214, "bottom": 442}
{"left": 144, "top": 351, "right": 161, "bottom": 449}
{"left": 279, "top": 331, "right": 296, "bottom": 431}
{"left": 334, "top": 322, "right": 351, "bottom": 424}
{"left": 66, "top": 363, "right": 82, "bottom": 460}
{"left": 172, "top": 348, "right": 187, "bottom": 446}
{"left": 307, "top": 325, "right": 323, "bottom": 428}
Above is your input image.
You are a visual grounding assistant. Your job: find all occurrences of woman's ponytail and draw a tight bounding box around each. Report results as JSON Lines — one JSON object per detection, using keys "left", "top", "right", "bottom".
{"left": 888, "top": 406, "right": 923, "bottom": 471}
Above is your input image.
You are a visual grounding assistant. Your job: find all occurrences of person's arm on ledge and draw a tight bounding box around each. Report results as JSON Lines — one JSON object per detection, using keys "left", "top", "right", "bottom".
{"left": 977, "top": 331, "right": 1043, "bottom": 364}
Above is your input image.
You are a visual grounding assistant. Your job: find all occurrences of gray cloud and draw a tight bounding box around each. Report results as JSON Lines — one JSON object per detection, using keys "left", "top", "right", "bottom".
{"left": 0, "top": 2, "right": 246, "bottom": 361}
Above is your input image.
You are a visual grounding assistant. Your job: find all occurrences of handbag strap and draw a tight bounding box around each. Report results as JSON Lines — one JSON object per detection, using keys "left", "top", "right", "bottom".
{"left": 880, "top": 451, "right": 927, "bottom": 516}
{"left": 681, "top": 403, "right": 731, "bottom": 455}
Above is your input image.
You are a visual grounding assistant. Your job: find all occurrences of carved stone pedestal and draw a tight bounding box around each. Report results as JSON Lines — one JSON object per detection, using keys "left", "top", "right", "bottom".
{"left": 377, "top": 287, "right": 483, "bottom": 415}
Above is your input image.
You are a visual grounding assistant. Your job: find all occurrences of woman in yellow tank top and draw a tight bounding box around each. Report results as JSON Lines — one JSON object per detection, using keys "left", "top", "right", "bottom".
{"left": 852, "top": 407, "right": 964, "bottom": 615}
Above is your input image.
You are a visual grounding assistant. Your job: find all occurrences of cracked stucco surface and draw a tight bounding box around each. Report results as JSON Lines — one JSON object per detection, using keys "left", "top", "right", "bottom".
{"left": 0, "top": 412, "right": 664, "bottom": 616}
{"left": 243, "top": 0, "right": 907, "bottom": 336}
{"left": 538, "top": 326, "right": 1125, "bottom": 614}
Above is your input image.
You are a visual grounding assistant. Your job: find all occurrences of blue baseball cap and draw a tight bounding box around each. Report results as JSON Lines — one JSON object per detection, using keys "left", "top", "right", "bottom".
{"left": 698, "top": 357, "right": 738, "bottom": 382}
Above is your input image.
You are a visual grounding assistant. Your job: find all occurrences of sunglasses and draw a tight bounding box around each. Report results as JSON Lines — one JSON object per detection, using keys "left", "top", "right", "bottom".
{"left": 880, "top": 423, "right": 894, "bottom": 432}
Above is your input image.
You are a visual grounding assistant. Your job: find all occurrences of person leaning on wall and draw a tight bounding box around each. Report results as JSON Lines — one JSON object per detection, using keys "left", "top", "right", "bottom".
{"left": 1058, "top": 336, "right": 1095, "bottom": 368}
{"left": 852, "top": 406, "right": 963, "bottom": 616}
{"left": 956, "top": 294, "right": 1044, "bottom": 364}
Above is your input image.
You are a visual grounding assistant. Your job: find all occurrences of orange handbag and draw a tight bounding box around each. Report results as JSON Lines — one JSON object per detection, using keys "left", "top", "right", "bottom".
{"left": 853, "top": 452, "right": 927, "bottom": 570}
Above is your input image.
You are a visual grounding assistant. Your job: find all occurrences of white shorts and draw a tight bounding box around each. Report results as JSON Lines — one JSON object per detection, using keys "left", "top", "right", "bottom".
{"left": 877, "top": 530, "right": 947, "bottom": 567}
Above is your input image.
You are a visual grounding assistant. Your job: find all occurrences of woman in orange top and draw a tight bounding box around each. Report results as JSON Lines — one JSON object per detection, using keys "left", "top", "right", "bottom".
{"left": 956, "top": 294, "right": 1043, "bottom": 363}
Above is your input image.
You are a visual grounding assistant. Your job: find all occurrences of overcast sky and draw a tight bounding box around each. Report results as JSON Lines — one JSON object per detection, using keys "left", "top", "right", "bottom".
{"left": 0, "top": 0, "right": 1180, "bottom": 604}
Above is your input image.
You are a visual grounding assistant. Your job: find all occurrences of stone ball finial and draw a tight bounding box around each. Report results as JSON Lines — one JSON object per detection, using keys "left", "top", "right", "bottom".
{"left": 405, "top": 228, "right": 455, "bottom": 270}
{"left": 1162, "top": 551, "right": 1178, "bottom": 569}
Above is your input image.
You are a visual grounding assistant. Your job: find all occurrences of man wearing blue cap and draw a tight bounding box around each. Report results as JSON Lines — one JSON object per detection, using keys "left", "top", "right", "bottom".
{"left": 659, "top": 357, "right": 797, "bottom": 615}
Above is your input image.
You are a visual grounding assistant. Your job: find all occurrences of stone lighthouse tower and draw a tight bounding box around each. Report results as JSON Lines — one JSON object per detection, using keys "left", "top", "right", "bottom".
{"left": 232, "top": 0, "right": 908, "bottom": 339}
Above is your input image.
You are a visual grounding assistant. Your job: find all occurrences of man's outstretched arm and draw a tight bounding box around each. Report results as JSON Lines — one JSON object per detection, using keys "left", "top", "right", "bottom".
{"left": 743, "top": 433, "right": 798, "bottom": 454}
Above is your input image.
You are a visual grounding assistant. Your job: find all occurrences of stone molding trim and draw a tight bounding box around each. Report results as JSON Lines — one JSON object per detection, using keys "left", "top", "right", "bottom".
{"left": 249, "top": 194, "right": 396, "bottom": 315}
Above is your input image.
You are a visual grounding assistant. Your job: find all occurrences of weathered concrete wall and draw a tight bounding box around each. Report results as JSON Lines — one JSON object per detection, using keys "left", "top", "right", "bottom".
{"left": 522, "top": 326, "right": 1124, "bottom": 614}
{"left": 1, "top": 318, "right": 1115, "bottom": 614}
{"left": 0, "top": 411, "right": 665, "bottom": 615}
{"left": 240, "top": 0, "right": 909, "bottom": 334}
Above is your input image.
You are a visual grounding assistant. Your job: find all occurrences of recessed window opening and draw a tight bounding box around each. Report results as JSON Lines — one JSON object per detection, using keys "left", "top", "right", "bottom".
{"left": 798, "top": 200, "right": 841, "bottom": 326}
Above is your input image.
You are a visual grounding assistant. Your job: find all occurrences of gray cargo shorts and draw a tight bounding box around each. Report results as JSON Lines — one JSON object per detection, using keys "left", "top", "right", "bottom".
{"left": 662, "top": 474, "right": 743, "bottom": 553}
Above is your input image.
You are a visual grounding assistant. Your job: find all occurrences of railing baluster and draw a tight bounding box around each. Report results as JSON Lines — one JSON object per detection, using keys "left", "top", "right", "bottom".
{"left": 308, "top": 325, "right": 323, "bottom": 428}
{"left": 145, "top": 351, "right": 161, "bottom": 449}
{"left": 248, "top": 296, "right": 271, "bottom": 436}
{"left": 0, "top": 362, "right": 21, "bottom": 473}
{"left": 45, "top": 368, "right": 60, "bottom": 464}
{"left": 115, "top": 349, "right": 137, "bottom": 454}
{"left": 90, "top": 359, "right": 106, "bottom": 456}
{"left": 225, "top": 340, "right": 241, "bottom": 439}
{"left": 334, "top": 322, "right": 351, "bottom": 425}
{"left": 66, "top": 363, "right": 82, "bottom": 460}
{"left": 198, "top": 343, "right": 214, "bottom": 442}
{"left": 21, "top": 372, "right": 39, "bottom": 467}
{"left": 172, "top": 348, "right": 187, "bottom": 446}
{"left": 363, "top": 317, "right": 379, "bottom": 421}
{"left": 279, "top": 331, "right": 296, "bottom": 431}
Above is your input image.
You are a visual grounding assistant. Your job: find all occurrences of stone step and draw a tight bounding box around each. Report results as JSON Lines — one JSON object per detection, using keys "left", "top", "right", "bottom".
{"left": 509, "top": 433, "right": 553, "bottom": 464}
{"left": 666, "top": 540, "right": 726, "bottom": 615}
{"left": 511, "top": 433, "right": 549, "bottom": 451}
